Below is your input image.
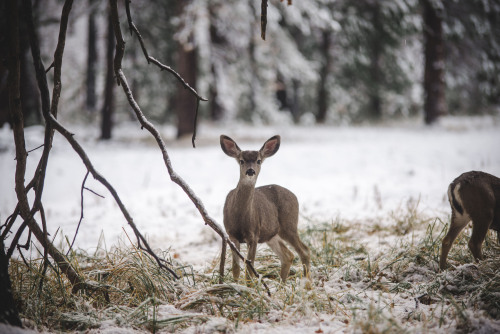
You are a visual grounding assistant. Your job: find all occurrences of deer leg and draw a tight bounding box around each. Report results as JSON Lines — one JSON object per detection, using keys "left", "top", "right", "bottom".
{"left": 231, "top": 239, "right": 241, "bottom": 281}
{"left": 267, "top": 235, "right": 294, "bottom": 282}
{"left": 245, "top": 240, "right": 258, "bottom": 281}
{"left": 468, "top": 217, "right": 491, "bottom": 262}
{"left": 440, "top": 211, "right": 470, "bottom": 270}
{"left": 281, "top": 233, "right": 311, "bottom": 277}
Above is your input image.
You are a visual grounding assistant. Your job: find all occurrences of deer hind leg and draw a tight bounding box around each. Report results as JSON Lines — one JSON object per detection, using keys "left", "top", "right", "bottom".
{"left": 468, "top": 215, "right": 492, "bottom": 262}
{"left": 267, "top": 235, "right": 294, "bottom": 282}
{"left": 230, "top": 239, "right": 241, "bottom": 281}
{"left": 280, "top": 233, "right": 311, "bottom": 277}
{"left": 440, "top": 210, "right": 470, "bottom": 270}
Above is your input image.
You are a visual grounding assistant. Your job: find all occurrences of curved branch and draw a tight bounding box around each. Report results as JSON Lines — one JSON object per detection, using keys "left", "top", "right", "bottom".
{"left": 46, "top": 114, "right": 179, "bottom": 279}
{"left": 110, "top": 0, "right": 270, "bottom": 296}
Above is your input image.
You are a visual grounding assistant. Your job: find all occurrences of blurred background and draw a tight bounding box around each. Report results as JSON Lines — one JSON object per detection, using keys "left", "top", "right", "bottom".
{"left": 0, "top": 0, "right": 499, "bottom": 138}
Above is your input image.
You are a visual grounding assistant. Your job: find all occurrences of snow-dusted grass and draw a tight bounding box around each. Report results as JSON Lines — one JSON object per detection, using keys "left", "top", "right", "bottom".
{"left": 7, "top": 205, "right": 500, "bottom": 333}
{"left": 1, "top": 115, "right": 500, "bottom": 333}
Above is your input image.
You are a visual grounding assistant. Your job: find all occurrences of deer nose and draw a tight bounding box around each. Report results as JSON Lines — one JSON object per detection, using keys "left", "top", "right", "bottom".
{"left": 246, "top": 168, "right": 256, "bottom": 176}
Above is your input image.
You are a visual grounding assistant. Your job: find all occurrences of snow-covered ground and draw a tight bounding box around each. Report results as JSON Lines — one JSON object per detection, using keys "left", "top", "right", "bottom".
{"left": 1, "top": 116, "right": 499, "bottom": 266}
{"left": 1, "top": 116, "right": 500, "bottom": 333}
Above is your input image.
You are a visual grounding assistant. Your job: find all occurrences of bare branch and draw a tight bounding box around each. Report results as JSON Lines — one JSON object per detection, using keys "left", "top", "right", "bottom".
{"left": 47, "top": 113, "right": 179, "bottom": 279}
{"left": 111, "top": 0, "right": 270, "bottom": 296}
{"left": 147, "top": 56, "right": 208, "bottom": 102}
{"left": 125, "top": 0, "right": 149, "bottom": 62}
{"left": 122, "top": 2, "right": 207, "bottom": 146}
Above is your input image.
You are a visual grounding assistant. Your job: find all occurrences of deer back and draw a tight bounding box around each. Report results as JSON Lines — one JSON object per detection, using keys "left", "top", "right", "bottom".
{"left": 450, "top": 171, "right": 500, "bottom": 231}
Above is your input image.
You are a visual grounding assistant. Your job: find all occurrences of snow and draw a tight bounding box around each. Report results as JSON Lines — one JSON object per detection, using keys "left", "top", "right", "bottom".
{"left": 1, "top": 115, "right": 500, "bottom": 333}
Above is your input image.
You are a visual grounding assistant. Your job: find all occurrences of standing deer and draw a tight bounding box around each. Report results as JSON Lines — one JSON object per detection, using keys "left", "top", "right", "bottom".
{"left": 220, "top": 135, "right": 310, "bottom": 282}
{"left": 440, "top": 171, "right": 500, "bottom": 270}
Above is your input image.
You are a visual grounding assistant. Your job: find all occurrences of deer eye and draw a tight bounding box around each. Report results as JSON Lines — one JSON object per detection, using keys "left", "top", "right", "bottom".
{"left": 257, "top": 160, "right": 262, "bottom": 165}
{"left": 239, "top": 160, "right": 244, "bottom": 165}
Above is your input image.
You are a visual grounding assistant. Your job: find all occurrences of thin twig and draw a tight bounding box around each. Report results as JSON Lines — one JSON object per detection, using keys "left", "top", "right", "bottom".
{"left": 147, "top": 56, "right": 207, "bottom": 102}
{"left": 27, "top": 144, "right": 44, "bottom": 154}
{"left": 192, "top": 99, "right": 200, "bottom": 148}
{"left": 83, "top": 187, "right": 105, "bottom": 198}
{"left": 125, "top": 0, "right": 149, "bottom": 63}
{"left": 67, "top": 170, "right": 90, "bottom": 255}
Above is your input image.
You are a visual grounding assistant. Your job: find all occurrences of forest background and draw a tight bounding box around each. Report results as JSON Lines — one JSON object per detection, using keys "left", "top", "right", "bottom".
{"left": 1, "top": 0, "right": 499, "bottom": 135}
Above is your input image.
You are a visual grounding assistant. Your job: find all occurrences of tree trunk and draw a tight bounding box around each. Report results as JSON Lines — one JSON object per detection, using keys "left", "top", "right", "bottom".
{"left": 422, "top": 0, "right": 446, "bottom": 124}
{"left": 316, "top": 30, "right": 331, "bottom": 123}
{"left": 368, "top": 0, "right": 382, "bottom": 120}
{"left": 18, "top": 2, "right": 41, "bottom": 126}
{"left": 208, "top": 6, "right": 223, "bottom": 121}
{"left": 86, "top": 0, "right": 98, "bottom": 112}
{"left": 101, "top": 9, "right": 114, "bottom": 140}
{"left": 0, "top": 239, "right": 22, "bottom": 327}
{"left": 175, "top": 44, "right": 197, "bottom": 138}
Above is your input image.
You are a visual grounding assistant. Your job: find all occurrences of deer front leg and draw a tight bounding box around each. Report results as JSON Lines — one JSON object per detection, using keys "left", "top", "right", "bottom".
{"left": 231, "top": 239, "right": 241, "bottom": 281}
{"left": 245, "top": 240, "right": 258, "bottom": 282}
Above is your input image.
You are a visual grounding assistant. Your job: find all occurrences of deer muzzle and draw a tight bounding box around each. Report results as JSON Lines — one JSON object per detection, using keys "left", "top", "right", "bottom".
{"left": 245, "top": 168, "right": 256, "bottom": 176}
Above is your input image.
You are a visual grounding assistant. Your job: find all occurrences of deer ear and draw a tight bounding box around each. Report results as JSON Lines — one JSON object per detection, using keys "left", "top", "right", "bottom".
{"left": 260, "top": 135, "right": 280, "bottom": 159}
{"left": 220, "top": 135, "right": 241, "bottom": 158}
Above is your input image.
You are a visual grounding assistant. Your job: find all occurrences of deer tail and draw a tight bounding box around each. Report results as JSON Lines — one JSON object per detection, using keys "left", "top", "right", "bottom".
{"left": 448, "top": 181, "right": 464, "bottom": 215}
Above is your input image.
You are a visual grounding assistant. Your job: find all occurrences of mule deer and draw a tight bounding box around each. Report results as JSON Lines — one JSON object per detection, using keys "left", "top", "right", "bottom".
{"left": 440, "top": 171, "right": 500, "bottom": 270}
{"left": 220, "top": 135, "right": 310, "bottom": 282}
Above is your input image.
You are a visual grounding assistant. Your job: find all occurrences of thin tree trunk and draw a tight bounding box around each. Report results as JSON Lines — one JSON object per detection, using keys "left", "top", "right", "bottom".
{"left": 86, "top": 0, "right": 98, "bottom": 112}
{"left": 101, "top": 9, "right": 114, "bottom": 139}
{"left": 175, "top": 44, "right": 197, "bottom": 138}
{"left": 368, "top": 0, "right": 382, "bottom": 120}
{"left": 422, "top": 0, "right": 446, "bottom": 124}
{"left": 19, "top": 3, "right": 41, "bottom": 126}
{"left": 316, "top": 30, "right": 331, "bottom": 123}
{"left": 208, "top": 6, "right": 223, "bottom": 121}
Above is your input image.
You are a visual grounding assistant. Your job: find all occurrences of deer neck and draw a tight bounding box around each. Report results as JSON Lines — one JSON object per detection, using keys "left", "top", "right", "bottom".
{"left": 234, "top": 179, "right": 256, "bottom": 215}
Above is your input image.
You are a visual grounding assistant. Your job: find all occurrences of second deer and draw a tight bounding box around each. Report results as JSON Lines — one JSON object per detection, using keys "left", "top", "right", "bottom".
{"left": 220, "top": 135, "right": 310, "bottom": 282}
{"left": 440, "top": 171, "right": 500, "bottom": 270}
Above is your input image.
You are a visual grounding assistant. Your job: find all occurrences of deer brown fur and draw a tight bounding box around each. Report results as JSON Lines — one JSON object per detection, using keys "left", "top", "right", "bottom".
{"left": 220, "top": 135, "right": 310, "bottom": 282}
{"left": 440, "top": 171, "right": 500, "bottom": 270}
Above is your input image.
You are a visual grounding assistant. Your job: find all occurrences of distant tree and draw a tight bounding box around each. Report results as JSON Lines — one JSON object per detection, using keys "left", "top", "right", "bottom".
{"left": 175, "top": 44, "right": 198, "bottom": 138}
{"left": 335, "top": 0, "right": 417, "bottom": 121}
{"left": 0, "top": 0, "right": 10, "bottom": 127}
{"left": 174, "top": 0, "right": 198, "bottom": 138}
{"left": 86, "top": 0, "right": 98, "bottom": 113}
{"left": 443, "top": 0, "right": 500, "bottom": 114}
{"left": 208, "top": 2, "right": 224, "bottom": 121}
{"left": 100, "top": 8, "right": 114, "bottom": 140}
{"left": 316, "top": 29, "right": 333, "bottom": 123}
{"left": 421, "top": 0, "right": 446, "bottom": 124}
